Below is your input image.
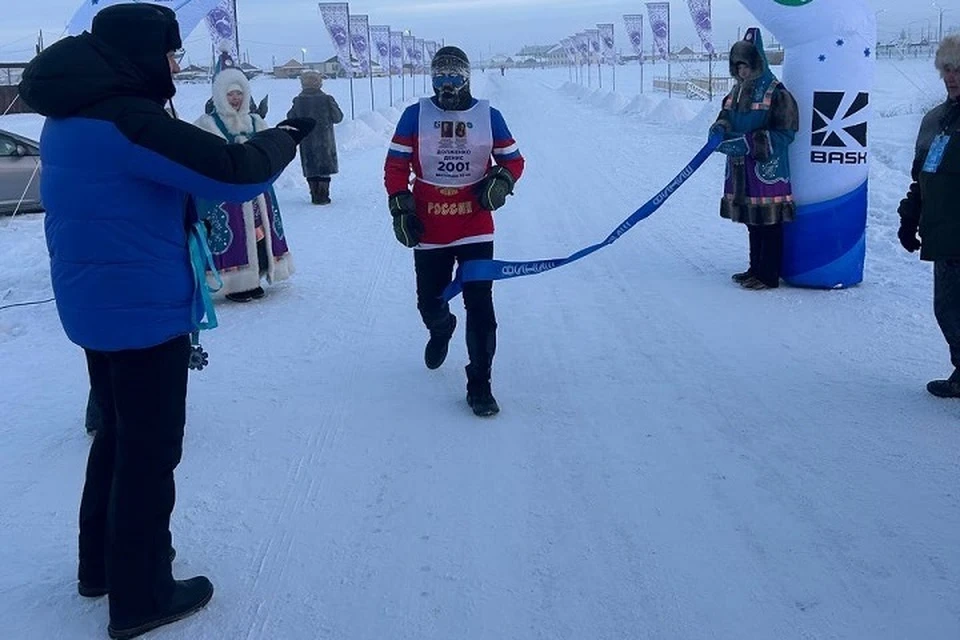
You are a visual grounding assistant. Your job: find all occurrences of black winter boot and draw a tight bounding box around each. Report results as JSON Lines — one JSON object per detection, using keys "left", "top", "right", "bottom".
{"left": 927, "top": 369, "right": 960, "bottom": 398}
{"left": 107, "top": 576, "right": 214, "bottom": 640}
{"left": 465, "top": 329, "right": 499, "bottom": 417}
{"left": 425, "top": 313, "right": 456, "bottom": 370}
{"left": 317, "top": 179, "right": 331, "bottom": 205}
{"left": 308, "top": 179, "right": 322, "bottom": 205}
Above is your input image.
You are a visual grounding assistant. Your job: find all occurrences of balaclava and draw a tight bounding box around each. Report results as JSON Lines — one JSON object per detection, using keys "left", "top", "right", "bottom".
{"left": 431, "top": 46, "right": 472, "bottom": 111}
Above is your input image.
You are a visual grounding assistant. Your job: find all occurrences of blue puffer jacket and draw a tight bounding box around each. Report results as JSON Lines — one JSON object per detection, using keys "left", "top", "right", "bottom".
{"left": 19, "top": 33, "right": 297, "bottom": 351}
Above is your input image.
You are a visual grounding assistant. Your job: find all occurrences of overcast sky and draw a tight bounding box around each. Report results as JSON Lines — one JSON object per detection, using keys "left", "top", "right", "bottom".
{"left": 1, "top": 0, "right": 954, "bottom": 68}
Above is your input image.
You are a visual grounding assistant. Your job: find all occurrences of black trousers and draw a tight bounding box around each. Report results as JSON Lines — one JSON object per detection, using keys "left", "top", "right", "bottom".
{"left": 80, "top": 335, "right": 191, "bottom": 621}
{"left": 934, "top": 260, "right": 960, "bottom": 371}
{"left": 414, "top": 242, "right": 497, "bottom": 379}
{"left": 747, "top": 223, "right": 784, "bottom": 286}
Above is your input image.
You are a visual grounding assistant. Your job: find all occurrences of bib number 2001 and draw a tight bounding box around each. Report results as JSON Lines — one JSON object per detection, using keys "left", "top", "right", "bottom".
{"left": 439, "top": 161, "right": 470, "bottom": 173}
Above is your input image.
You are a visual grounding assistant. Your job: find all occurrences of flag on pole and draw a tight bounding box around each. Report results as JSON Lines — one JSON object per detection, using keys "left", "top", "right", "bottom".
{"left": 646, "top": 2, "right": 671, "bottom": 61}
{"left": 403, "top": 34, "right": 417, "bottom": 72}
{"left": 425, "top": 40, "right": 438, "bottom": 63}
{"left": 623, "top": 14, "right": 645, "bottom": 60}
{"left": 390, "top": 31, "right": 404, "bottom": 75}
{"left": 370, "top": 24, "right": 390, "bottom": 70}
{"left": 597, "top": 23, "right": 615, "bottom": 64}
{"left": 586, "top": 28, "right": 601, "bottom": 63}
{"left": 414, "top": 38, "right": 425, "bottom": 72}
{"left": 318, "top": 2, "right": 352, "bottom": 74}
{"left": 349, "top": 14, "right": 370, "bottom": 74}
{"left": 67, "top": 0, "right": 221, "bottom": 37}
{"left": 205, "top": 0, "right": 237, "bottom": 59}
{"left": 686, "top": 0, "right": 715, "bottom": 54}
{"left": 575, "top": 32, "right": 590, "bottom": 63}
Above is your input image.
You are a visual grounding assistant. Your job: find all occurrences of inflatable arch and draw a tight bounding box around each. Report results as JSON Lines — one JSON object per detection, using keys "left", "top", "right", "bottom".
{"left": 736, "top": 0, "right": 877, "bottom": 288}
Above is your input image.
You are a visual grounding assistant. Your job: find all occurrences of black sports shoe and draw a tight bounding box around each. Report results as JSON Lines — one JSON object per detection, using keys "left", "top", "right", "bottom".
{"left": 107, "top": 576, "right": 213, "bottom": 640}
{"left": 731, "top": 270, "right": 753, "bottom": 283}
{"left": 425, "top": 315, "right": 456, "bottom": 370}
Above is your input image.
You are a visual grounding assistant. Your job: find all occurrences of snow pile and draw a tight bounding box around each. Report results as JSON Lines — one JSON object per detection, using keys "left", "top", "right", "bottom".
{"left": 620, "top": 94, "right": 660, "bottom": 117}
{"left": 646, "top": 97, "right": 700, "bottom": 125}
{"left": 599, "top": 91, "right": 629, "bottom": 113}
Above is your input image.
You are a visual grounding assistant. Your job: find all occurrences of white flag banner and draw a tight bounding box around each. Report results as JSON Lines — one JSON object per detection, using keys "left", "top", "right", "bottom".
{"left": 370, "top": 24, "right": 390, "bottom": 70}
{"left": 205, "top": 0, "right": 237, "bottom": 59}
{"left": 561, "top": 37, "right": 576, "bottom": 63}
{"left": 686, "top": 0, "right": 714, "bottom": 54}
{"left": 67, "top": 0, "right": 220, "bottom": 37}
{"left": 319, "top": 2, "right": 352, "bottom": 74}
{"left": 414, "top": 38, "right": 425, "bottom": 72}
{"left": 403, "top": 34, "right": 417, "bottom": 72}
{"left": 349, "top": 14, "right": 370, "bottom": 73}
{"left": 623, "top": 14, "right": 645, "bottom": 59}
{"left": 425, "top": 40, "right": 439, "bottom": 64}
{"left": 586, "top": 28, "right": 601, "bottom": 63}
{"left": 598, "top": 23, "right": 615, "bottom": 64}
{"left": 390, "top": 31, "right": 404, "bottom": 74}
{"left": 646, "top": 2, "right": 671, "bottom": 61}
{"left": 575, "top": 32, "right": 590, "bottom": 64}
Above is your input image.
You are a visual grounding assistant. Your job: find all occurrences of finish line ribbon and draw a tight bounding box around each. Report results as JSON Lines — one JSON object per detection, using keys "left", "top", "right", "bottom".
{"left": 442, "top": 134, "right": 723, "bottom": 301}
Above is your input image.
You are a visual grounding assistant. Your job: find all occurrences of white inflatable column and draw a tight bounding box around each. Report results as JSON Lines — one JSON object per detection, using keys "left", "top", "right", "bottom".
{"left": 737, "top": 0, "right": 876, "bottom": 288}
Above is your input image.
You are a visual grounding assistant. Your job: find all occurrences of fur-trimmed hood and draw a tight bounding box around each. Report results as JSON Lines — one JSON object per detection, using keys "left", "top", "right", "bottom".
{"left": 196, "top": 65, "right": 266, "bottom": 140}
{"left": 936, "top": 34, "right": 960, "bottom": 74}
{"left": 729, "top": 27, "right": 770, "bottom": 81}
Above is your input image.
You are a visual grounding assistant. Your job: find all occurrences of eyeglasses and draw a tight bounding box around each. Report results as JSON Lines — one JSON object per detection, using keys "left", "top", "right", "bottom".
{"left": 432, "top": 73, "right": 467, "bottom": 90}
{"left": 169, "top": 48, "right": 186, "bottom": 63}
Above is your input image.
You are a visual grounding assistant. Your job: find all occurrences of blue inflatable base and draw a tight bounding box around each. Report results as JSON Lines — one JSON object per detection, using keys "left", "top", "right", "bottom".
{"left": 782, "top": 181, "right": 868, "bottom": 289}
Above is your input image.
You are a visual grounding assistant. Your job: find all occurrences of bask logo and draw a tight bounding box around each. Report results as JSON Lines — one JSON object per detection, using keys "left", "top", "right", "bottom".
{"left": 810, "top": 91, "right": 869, "bottom": 165}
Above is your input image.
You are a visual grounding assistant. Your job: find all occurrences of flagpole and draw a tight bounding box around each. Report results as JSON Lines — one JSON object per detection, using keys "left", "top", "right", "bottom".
{"left": 667, "top": 4, "right": 672, "bottom": 99}
{"left": 388, "top": 36, "right": 394, "bottom": 107}
{"left": 232, "top": 0, "right": 240, "bottom": 55}
{"left": 367, "top": 23, "right": 375, "bottom": 111}
{"left": 347, "top": 17, "right": 355, "bottom": 119}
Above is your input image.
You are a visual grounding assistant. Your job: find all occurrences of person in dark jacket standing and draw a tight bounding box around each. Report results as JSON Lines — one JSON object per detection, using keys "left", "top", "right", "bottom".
{"left": 898, "top": 34, "right": 960, "bottom": 398}
{"left": 19, "top": 4, "right": 312, "bottom": 639}
{"left": 710, "top": 28, "right": 799, "bottom": 290}
{"left": 287, "top": 70, "right": 344, "bottom": 205}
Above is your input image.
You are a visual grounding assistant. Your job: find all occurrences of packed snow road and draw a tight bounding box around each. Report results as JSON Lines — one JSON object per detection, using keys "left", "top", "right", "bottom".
{"left": 1, "top": 68, "right": 958, "bottom": 639}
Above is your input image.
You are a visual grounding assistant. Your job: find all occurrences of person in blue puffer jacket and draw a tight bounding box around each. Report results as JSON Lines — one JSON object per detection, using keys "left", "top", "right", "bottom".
{"left": 18, "top": 4, "right": 313, "bottom": 638}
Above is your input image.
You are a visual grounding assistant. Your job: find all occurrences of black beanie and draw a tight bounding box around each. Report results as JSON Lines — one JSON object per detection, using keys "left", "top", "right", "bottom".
{"left": 92, "top": 3, "right": 182, "bottom": 101}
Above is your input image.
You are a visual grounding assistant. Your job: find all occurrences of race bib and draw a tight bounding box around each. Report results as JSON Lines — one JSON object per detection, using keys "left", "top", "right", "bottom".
{"left": 922, "top": 134, "right": 950, "bottom": 173}
{"left": 417, "top": 98, "right": 493, "bottom": 187}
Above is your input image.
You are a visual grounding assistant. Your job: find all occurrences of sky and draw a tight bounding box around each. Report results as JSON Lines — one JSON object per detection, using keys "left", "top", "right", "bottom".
{"left": 0, "top": 0, "right": 955, "bottom": 69}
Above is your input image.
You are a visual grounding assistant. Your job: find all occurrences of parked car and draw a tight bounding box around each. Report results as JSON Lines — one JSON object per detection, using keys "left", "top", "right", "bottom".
{"left": 0, "top": 128, "right": 42, "bottom": 215}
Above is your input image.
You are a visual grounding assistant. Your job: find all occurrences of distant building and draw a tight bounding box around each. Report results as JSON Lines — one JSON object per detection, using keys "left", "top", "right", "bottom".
{"left": 273, "top": 58, "right": 306, "bottom": 79}
{"left": 515, "top": 44, "right": 566, "bottom": 67}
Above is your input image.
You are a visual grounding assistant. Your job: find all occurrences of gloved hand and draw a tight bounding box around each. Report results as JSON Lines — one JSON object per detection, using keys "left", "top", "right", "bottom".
{"left": 275, "top": 118, "right": 316, "bottom": 145}
{"left": 897, "top": 220, "right": 921, "bottom": 253}
{"left": 477, "top": 165, "right": 516, "bottom": 211}
{"left": 716, "top": 136, "right": 748, "bottom": 157}
{"left": 708, "top": 121, "right": 728, "bottom": 139}
{"left": 388, "top": 191, "right": 422, "bottom": 248}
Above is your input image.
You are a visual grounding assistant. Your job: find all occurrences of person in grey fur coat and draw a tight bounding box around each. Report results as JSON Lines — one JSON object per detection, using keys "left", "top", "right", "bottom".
{"left": 287, "top": 71, "right": 344, "bottom": 204}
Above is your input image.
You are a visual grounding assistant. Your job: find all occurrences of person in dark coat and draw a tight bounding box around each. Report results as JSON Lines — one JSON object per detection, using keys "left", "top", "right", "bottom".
{"left": 287, "top": 70, "right": 344, "bottom": 204}
{"left": 710, "top": 27, "right": 799, "bottom": 290}
{"left": 18, "top": 4, "right": 312, "bottom": 638}
{"left": 898, "top": 34, "right": 960, "bottom": 397}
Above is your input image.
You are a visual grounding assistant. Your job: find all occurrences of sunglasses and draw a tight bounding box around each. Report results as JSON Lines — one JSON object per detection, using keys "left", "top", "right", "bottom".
{"left": 169, "top": 48, "right": 186, "bottom": 63}
{"left": 432, "top": 73, "right": 467, "bottom": 90}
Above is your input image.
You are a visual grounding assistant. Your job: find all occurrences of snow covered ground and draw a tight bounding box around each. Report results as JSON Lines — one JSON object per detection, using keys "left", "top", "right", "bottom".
{"left": 1, "top": 57, "right": 958, "bottom": 639}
